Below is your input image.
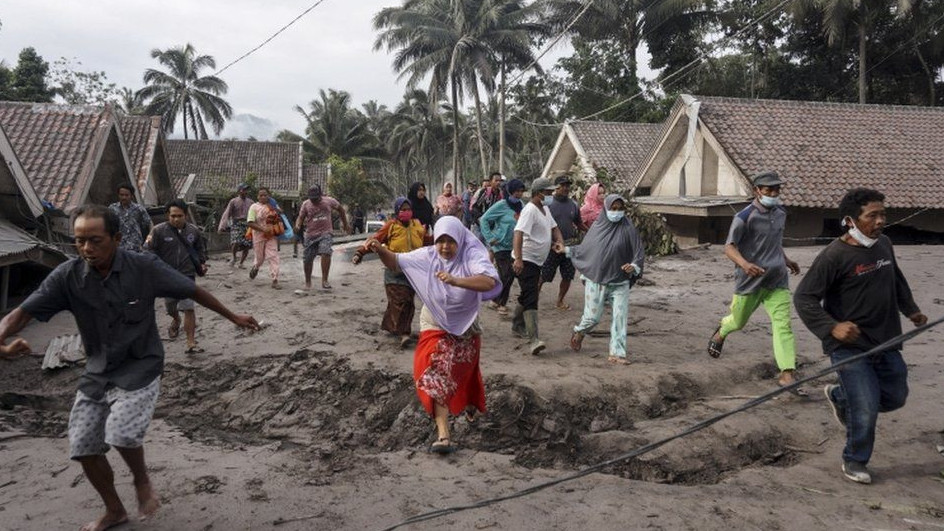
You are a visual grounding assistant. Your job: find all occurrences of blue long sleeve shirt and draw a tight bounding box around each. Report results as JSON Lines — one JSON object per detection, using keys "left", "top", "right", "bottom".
{"left": 479, "top": 200, "right": 519, "bottom": 252}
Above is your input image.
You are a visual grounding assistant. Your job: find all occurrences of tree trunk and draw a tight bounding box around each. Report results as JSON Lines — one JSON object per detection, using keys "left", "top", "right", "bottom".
{"left": 471, "top": 81, "right": 489, "bottom": 182}
{"left": 499, "top": 60, "right": 506, "bottom": 175}
{"left": 858, "top": 1, "right": 867, "bottom": 104}
{"left": 451, "top": 77, "right": 461, "bottom": 190}
{"left": 182, "top": 103, "right": 189, "bottom": 140}
{"left": 914, "top": 43, "right": 936, "bottom": 106}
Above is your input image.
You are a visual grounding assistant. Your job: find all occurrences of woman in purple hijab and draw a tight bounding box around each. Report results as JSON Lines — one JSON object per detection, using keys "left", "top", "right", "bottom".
{"left": 366, "top": 216, "right": 501, "bottom": 454}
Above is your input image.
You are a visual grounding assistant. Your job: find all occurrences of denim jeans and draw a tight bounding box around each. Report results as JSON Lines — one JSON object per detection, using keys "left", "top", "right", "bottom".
{"left": 828, "top": 348, "right": 908, "bottom": 464}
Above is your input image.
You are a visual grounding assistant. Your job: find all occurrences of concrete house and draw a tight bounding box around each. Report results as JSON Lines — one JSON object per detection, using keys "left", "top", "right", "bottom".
{"left": 0, "top": 102, "right": 140, "bottom": 237}
{"left": 540, "top": 120, "right": 664, "bottom": 192}
{"left": 629, "top": 95, "right": 944, "bottom": 246}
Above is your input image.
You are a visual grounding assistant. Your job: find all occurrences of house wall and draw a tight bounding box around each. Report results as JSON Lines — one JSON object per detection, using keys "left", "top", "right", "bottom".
{"left": 650, "top": 128, "right": 747, "bottom": 198}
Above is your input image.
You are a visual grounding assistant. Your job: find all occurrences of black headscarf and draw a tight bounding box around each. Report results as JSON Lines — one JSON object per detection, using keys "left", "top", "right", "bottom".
{"left": 569, "top": 194, "right": 645, "bottom": 285}
{"left": 408, "top": 181, "right": 435, "bottom": 228}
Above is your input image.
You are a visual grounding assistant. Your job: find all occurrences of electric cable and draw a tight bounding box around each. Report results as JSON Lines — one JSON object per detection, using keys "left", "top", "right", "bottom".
{"left": 379, "top": 314, "right": 944, "bottom": 531}
{"left": 215, "top": 0, "right": 330, "bottom": 76}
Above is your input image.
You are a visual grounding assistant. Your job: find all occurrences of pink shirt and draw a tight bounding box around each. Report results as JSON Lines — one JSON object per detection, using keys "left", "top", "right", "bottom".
{"left": 298, "top": 197, "right": 339, "bottom": 238}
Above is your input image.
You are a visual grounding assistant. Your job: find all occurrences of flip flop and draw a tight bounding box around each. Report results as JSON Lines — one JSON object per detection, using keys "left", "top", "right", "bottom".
{"left": 168, "top": 321, "right": 180, "bottom": 339}
{"left": 464, "top": 410, "right": 477, "bottom": 424}
{"left": 185, "top": 345, "right": 205, "bottom": 354}
{"left": 430, "top": 438, "right": 457, "bottom": 454}
{"left": 556, "top": 303, "right": 571, "bottom": 311}
{"left": 322, "top": 283, "right": 332, "bottom": 290}
{"left": 707, "top": 326, "right": 724, "bottom": 358}
{"left": 570, "top": 331, "right": 584, "bottom": 352}
{"left": 607, "top": 356, "right": 631, "bottom": 365}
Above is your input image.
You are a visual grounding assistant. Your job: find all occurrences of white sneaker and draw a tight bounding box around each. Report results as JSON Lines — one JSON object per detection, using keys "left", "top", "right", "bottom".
{"left": 842, "top": 461, "right": 872, "bottom": 484}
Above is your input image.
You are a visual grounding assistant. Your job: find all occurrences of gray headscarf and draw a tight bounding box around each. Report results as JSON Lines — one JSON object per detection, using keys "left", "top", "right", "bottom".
{"left": 569, "top": 194, "right": 645, "bottom": 285}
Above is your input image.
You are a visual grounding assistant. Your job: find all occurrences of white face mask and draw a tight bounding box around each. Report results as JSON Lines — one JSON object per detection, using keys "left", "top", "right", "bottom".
{"left": 758, "top": 195, "right": 782, "bottom": 208}
{"left": 605, "top": 210, "right": 625, "bottom": 222}
{"left": 843, "top": 217, "right": 878, "bottom": 248}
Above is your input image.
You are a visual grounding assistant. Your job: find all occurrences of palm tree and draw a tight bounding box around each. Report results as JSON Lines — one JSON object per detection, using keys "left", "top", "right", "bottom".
{"left": 375, "top": 0, "right": 548, "bottom": 185}
{"left": 547, "top": 0, "right": 708, "bottom": 91}
{"left": 291, "top": 88, "right": 380, "bottom": 160}
{"left": 387, "top": 89, "right": 452, "bottom": 184}
{"left": 137, "top": 43, "right": 232, "bottom": 139}
{"left": 795, "top": 0, "right": 915, "bottom": 103}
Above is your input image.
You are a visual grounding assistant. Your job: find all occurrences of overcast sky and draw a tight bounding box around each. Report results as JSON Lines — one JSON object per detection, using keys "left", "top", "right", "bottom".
{"left": 0, "top": 0, "right": 577, "bottom": 140}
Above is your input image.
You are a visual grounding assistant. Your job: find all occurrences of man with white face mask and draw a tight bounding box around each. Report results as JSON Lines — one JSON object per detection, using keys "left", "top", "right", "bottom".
{"left": 707, "top": 171, "right": 802, "bottom": 390}
{"left": 794, "top": 187, "right": 926, "bottom": 485}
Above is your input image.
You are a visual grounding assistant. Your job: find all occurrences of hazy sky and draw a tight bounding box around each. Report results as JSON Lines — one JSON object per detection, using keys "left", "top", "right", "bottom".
{"left": 0, "top": 0, "right": 576, "bottom": 140}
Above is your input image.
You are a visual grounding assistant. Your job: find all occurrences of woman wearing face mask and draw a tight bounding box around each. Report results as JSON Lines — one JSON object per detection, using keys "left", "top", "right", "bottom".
{"left": 478, "top": 179, "right": 527, "bottom": 316}
{"left": 566, "top": 195, "right": 645, "bottom": 364}
{"left": 367, "top": 216, "right": 501, "bottom": 454}
{"left": 409, "top": 181, "right": 436, "bottom": 229}
{"left": 352, "top": 197, "right": 432, "bottom": 348}
{"left": 579, "top": 183, "right": 606, "bottom": 226}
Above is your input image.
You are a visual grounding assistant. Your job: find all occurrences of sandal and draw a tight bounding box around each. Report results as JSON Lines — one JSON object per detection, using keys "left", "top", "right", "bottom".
{"left": 185, "top": 345, "right": 205, "bottom": 354}
{"left": 249, "top": 266, "right": 259, "bottom": 280}
{"left": 607, "top": 355, "right": 631, "bottom": 365}
{"left": 464, "top": 410, "right": 477, "bottom": 424}
{"left": 168, "top": 320, "right": 180, "bottom": 339}
{"left": 570, "top": 331, "right": 584, "bottom": 352}
{"left": 399, "top": 335, "right": 411, "bottom": 349}
{"left": 707, "top": 326, "right": 724, "bottom": 358}
{"left": 430, "top": 438, "right": 457, "bottom": 454}
{"left": 556, "top": 303, "right": 571, "bottom": 311}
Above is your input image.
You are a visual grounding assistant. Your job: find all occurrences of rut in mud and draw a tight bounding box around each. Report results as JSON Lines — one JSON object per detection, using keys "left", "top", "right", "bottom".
{"left": 0, "top": 349, "right": 798, "bottom": 486}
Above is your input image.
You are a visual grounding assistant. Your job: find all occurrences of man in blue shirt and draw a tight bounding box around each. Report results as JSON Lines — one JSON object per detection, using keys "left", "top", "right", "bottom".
{"left": 0, "top": 205, "right": 259, "bottom": 531}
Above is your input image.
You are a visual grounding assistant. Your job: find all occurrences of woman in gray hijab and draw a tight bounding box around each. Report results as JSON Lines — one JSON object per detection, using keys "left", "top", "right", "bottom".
{"left": 566, "top": 194, "right": 645, "bottom": 364}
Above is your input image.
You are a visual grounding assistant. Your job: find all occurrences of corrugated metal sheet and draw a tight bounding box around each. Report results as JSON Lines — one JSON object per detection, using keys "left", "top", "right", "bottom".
{"left": 0, "top": 218, "right": 42, "bottom": 259}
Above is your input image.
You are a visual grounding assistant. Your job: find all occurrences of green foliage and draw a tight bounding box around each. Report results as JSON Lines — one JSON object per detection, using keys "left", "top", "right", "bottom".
{"left": 9, "top": 47, "right": 54, "bottom": 102}
{"left": 325, "top": 155, "right": 389, "bottom": 210}
{"left": 0, "top": 64, "right": 12, "bottom": 100}
{"left": 203, "top": 173, "right": 259, "bottom": 233}
{"left": 49, "top": 57, "right": 121, "bottom": 105}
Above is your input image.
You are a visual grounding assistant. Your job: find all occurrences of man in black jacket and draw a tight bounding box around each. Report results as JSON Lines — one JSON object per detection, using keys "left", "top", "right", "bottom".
{"left": 794, "top": 188, "right": 927, "bottom": 485}
{"left": 147, "top": 199, "right": 208, "bottom": 354}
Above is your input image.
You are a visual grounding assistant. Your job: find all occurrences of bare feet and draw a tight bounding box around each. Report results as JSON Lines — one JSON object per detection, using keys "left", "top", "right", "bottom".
{"left": 80, "top": 511, "right": 128, "bottom": 531}
{"left": 135, "top": 480, "right": 161, "bottom": 521}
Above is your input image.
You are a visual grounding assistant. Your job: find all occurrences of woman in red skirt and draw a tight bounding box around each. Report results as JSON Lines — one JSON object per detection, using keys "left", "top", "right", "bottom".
{"left": 366, "top": 216, "right": 501, "bottom": 454}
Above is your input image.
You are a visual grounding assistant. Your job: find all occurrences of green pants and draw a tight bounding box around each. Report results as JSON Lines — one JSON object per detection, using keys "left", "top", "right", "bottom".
{"left": 719, "top": 288, "right": 796, "bottom": 372}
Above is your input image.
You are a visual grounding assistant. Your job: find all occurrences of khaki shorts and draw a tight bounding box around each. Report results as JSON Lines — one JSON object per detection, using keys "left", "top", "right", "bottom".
{"left": 68, "top": 377, "right": 160, "bottom": 459}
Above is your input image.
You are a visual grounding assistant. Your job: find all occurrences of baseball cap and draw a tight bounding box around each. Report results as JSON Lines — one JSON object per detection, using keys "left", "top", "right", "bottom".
{"left": 237, "top": 183, "right": 249, "bottom": 191}
{"left": 752, "top": 171, "right": 783, "bottom": 187}
{"left": 554, "top": 176, "right": 573, "bottom": 186}
{"left": 530, "top": 177, "right": 556, "bottom": 193}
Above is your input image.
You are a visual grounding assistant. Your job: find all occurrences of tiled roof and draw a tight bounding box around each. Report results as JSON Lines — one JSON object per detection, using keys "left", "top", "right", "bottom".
{"left": 569, "top": 121, "right": 664, "bottom": 189}
{"left": 694, "top": 96, "right": 944, "bottom": 208}
{"left": 165, "top": 139, "right": 302, "bottom": 197}
{"left": 118, "top": 115, "right": 162, "bottom": 197}
{"left": 0, "top": 102, "right": 114, "bottom": 209}
{"left": 303, "top": 163, "right": 330, "bottom": 191}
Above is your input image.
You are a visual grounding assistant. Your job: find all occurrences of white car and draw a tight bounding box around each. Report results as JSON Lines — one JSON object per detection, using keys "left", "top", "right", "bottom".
{"left": 365, "top": 220, "right": 384, "bottom": 234}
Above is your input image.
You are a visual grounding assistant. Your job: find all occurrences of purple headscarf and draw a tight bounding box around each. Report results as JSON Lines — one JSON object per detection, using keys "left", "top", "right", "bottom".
{"left": 397, "top": 216, "right": 502, "bottom": 335}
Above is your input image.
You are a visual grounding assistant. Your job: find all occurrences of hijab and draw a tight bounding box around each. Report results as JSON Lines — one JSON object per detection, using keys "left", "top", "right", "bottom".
{"left": 408, "top": 181, "right": 435, "bottom": 228}
{"left": 569, "top": 194, "right": 645, "bottom": 285}
{"left": 580, "top": 183, "right": 605, "bottom": 226}
{"left": 397, "top": 216, "right": 502, "bottom": 335}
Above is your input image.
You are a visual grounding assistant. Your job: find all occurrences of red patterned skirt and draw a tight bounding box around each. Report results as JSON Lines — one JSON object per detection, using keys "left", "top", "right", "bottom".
{"left": 414, "top": 330, "right": 486, "bottom": 416}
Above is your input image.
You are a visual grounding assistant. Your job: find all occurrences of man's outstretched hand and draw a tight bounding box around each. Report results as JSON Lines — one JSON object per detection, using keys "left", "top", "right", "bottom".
{"left": 232, "top": 315, "right": 261, "bottom": 331}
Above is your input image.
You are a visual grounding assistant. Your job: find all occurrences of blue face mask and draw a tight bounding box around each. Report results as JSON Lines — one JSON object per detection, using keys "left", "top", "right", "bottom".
{"left": 508, "top": 196, "right": 521, "bottom": 204}
{"left": 759, "top": 195, "right": 782, "bottom": 208}
{"left": 605, "top": 210, "right": 625, "bottom": 222}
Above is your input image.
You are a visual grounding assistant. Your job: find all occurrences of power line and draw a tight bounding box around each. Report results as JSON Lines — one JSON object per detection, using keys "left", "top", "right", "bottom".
{"left": 379, "top": 314, "right": 944, "bottom": 531}
{"left": 506, "top": 0, "right": 596, "bottom": 87}
{"left": 215, "top": 0, "right": 330, "bottom": 76}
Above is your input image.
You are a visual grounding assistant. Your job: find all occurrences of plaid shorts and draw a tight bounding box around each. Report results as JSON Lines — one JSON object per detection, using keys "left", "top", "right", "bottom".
{"left": 303, "top": 233, "right": 333, "bottom": 263}
{"left": 68, "top": 376, "right": 161, "bottom": 459}
{"left": 540, "top": 249, "right": 576, "bottom": 282}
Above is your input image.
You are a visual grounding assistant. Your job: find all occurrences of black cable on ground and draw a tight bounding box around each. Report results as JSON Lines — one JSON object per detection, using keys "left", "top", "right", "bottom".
{"left": 380, "top": 315, "right": 944, "bottom": 531}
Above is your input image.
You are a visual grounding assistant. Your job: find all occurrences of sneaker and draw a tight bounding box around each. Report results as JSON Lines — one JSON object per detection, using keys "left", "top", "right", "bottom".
{"left": 823, "top": 384, "right": 847, "bottom": 427}
{"left": 842, "top": 461, "right": 872, "bottom": 484}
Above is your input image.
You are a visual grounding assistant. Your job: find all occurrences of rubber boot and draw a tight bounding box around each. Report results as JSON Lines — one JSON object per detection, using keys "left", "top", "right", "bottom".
{"left": 511, "top": 305, "right": 526, "bottom": 338}
{"left": 523, "top": 310, "right": 546, "bottom": 355}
